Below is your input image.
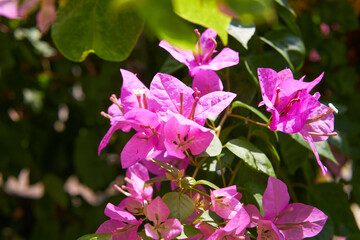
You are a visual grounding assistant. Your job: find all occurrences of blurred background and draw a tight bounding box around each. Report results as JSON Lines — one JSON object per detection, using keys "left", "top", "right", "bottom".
{"left": 1, "top": 0, "right": 360, "bottom": 239}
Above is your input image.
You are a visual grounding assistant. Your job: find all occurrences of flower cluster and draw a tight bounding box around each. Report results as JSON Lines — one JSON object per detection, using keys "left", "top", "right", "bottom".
{"left": 95, "top": 29, "right": 331, "bottom": 240}
{"left": 257, "top": 68, "right": 337, "bottom": 175}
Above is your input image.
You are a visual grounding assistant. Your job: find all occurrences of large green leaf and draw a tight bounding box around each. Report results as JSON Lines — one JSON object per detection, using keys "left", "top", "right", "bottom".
{"left": 223, "top": 0, "right": 276, "bottom": 25}
{"left": 51, "top": 0, "right": 143, "bottom": 62}
{"left": 260, "top": 29, "right": 305, "bottom": 71}
{"left": 172, "top": 0, "right": 231, "bottom": 45}
{"left": 137, "top": 0, "right": 197, "bottom": 49}
{"left": 227, "top": 19, "right": 256, "bottom": 49}
{"left": 162, "top": 192, "right": 194, "bottom": 223}
{"left": 225, "top": 138, "right": 275, "bottom": 177}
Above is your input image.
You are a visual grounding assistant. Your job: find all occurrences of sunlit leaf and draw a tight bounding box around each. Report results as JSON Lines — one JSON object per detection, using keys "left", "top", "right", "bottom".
{"left": 162, "top": 192, "right": 194, "bottom": 223}
{"left": 226, "top": 138, "right": 275, "bottom": 176}
{"left": 137, "top": 0, "right": 196, "bottom": 49}
{"left": 52, "top": 0, "right": 143, "bottom": 61}
{"left": 172, "top": 0, "right": 231, "bottom": 44}
{"left": 227, "top": 19, "right": 256, "bottom": 49}
{"left": 260, "top": 29, "right": 305, "bottom": 71}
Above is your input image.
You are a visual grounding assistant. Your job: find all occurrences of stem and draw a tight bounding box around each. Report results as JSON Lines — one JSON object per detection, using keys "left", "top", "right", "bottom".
{"left": 185, "top": 150, "right": 196, "bottom": 166}
{"left": 215, "top": 108, "right": 230, "bottom": 137}
{"left": 191, "top": 187, "right": 211, "bottom": 198}
{"left": 192, "top": 157, "right": 208, "bottom": 178}
{"left": 228, "top": 113, "right": 268, "bottom": 127}
{"left": 216, "top": 155, "right": 226, "bottom": 187}
{"left": 228, "top": 159, "right": 242, "bottom": 186}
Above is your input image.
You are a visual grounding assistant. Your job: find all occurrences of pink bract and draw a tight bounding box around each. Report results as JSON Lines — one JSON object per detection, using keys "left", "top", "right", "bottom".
{"left": 159, "top": 28, "right": 239, "bottom": 77}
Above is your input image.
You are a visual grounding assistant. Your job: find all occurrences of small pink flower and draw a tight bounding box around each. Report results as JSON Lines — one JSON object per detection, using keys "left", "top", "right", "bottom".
{"left": 144, "top": 197, "right": 183, "bottom": 240}
{"left": 246, "top": 177, "right": 328, "bottom": 240}
{"left": 257, "top": 68, "right": 337, "bottom": 174}
{"left": 159, "top": 28, "right": 239, "bottom": 77}
{"left": 96, "top": 203, "right": 142, "bottom": 240}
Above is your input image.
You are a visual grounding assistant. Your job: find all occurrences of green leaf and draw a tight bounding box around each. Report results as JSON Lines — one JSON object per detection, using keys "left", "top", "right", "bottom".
{"left": 198, "top": 210, "right": 223, "bottom": 228}
{"left": 290, "top": 133, "right": 337, "bottom": 164}
{"left": 274, "top": 0, "right": 295, "bottom": 16}
{"left": 260, "top": 29, "right": 305, "bottom": 71}
{"left": 162, "top": 192, "right": 195, "bottom": 223}
{"left": 51, "top": 0, "right": 143, "bottom": 61}
{"left": 199, "top": 131, "right": 223, "bottom": 157}
{"left": 308, "top": 183, "right": 359, "bottom": 236}
{"left": 137, "top": 0, "right": 197, "bottom": 49}
{"left": 231, "top": 100, "right": 268, "bottom": 122}
{"left": 172, "top": 0, "right": 231, "bottom": 45}
{"left": 77, "top": 233, "right": 112, "bottom": 240}
{"left": 225, "top": 138, "right": 276, "bottom": 177}
{"left": 176, "top": 224, "right": 202, "bottom": 239}
{"left": 279, "top": 133, "right": 310, "bottom": 174}
{"left": 159, "top": 55, "right": 185, "bottom": 74}
{"left": 149, "top": 158, "right": 181, "bottom": 177}
{"left": 276, "top": 2, "right": 301, "bottom": 36}
{"left": 195, "top": 180, "right": 220, "bottom": 190}
{"left": 227, "top": 19, "right": 256, "bottom": 49}
{"left": 223, "top": 0, "right": 276, "bottom": 25}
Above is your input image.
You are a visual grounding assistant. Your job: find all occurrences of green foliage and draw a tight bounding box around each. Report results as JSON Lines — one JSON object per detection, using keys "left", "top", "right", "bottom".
{"left": 162, "top": 192, "right": 195, "bottom": 223}
{"left": 172, "top": 0, "right": 231, "bottom": 45}
{"left": 77, "top": 233, "right": 112, "bottom": 240}
{"left": 226, "top": 138, "right": 276, "bottom": 177}
{"left": 52, "top": 0, "right": 143, "bottom": 61}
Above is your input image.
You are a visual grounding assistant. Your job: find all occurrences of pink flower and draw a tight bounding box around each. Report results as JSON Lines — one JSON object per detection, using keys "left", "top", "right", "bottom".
{"left": 149, "top": 72, "right": 236, "bottom": 125}
{"left": 144, "top": 196, "right": 183, "bottom": 240}
{"left": 159, "top": 28, "right": 239, "bottom": 77}
{"left": 210, "top": 185, "right": 243, "bottom": 219}
{"left": 116, "top": 163, "right": 153, "bottom": 214}
{"left": 257, "top": 68, "right": 337, "bottom": 174}
{"left": 161, "top": 112, "right": 214, "bottom": 159}
{"left": 0, "top": 0, "right": 55, "bottom": 33}
{"left": 245, "top": 176, "right": 328, "bottom": 240}
{"left": 96, "top": 203, "right": 142, "bottom": 240}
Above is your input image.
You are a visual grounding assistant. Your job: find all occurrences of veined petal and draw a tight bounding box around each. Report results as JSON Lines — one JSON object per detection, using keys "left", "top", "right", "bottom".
{"left": 276, "top": 203, "right": 328, "bottom": 239}
{"left": 192, "top": 70, "right": 223, "bottom": 97}
{"left": 199, "top": 47, "right": 239, "bottom": 72}
{"left": 160, "top": 218, "right": 183, "bottom": 240}
{"left": 300, "top": 131, "right": 328, "bottom": 175}
{"left": 262, "top": 177, "right": 290, "bottom": 221}
{"left": 159, "top": 40, "right": 194, "bottom": 69}
{"left": 120, "top": 69, "right": 150, "bottom": 112}
{"left": 146, "top": 196, "right": 170, "bottom": 225}
{"left": 121, "top": 132, "right": 156, "bottom": 169}
{"left": 195, "top": 91, "right": 236, "bottom": 126}
{"left": 150, "top": 73, "right": 194, "bottom": 119}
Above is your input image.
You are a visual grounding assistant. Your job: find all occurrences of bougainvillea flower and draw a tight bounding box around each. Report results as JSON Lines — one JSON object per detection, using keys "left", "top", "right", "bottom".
{"left": 257, "top": 68, "right": 337, "bottom": 175}
{"left": 144, "top": 196, "right": 183, "bottom": 240}
{"left": 150, "top": 72, "right": 236, "bottom": 125}
{"left": 162, "top": 112, "right": 214, "bottom": 159}
{"left": 119, "top": 163, "right": 153, "bottom": 203}
{"left": 210, "top": 185, "right": 243, "bottom": 219}
{"left": 0, "top": 0, "right": 19, "bottom": 18}
{"left": 207, "top": 208, "right": 250, "bottom": 240}
{"left": 0, "top": 0, "right": 55, "bottom": 33}
{"left": 245, "top": 176, "right": 328, "bottom": 239}
{"left": 96, "top": 203, "right": 142, "bottom": 240}
{"left": 159, "top": 28, "right": 239, "bottom": 76}
{"left": 192, "top": 70, "right": 223, "bottom": 96}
